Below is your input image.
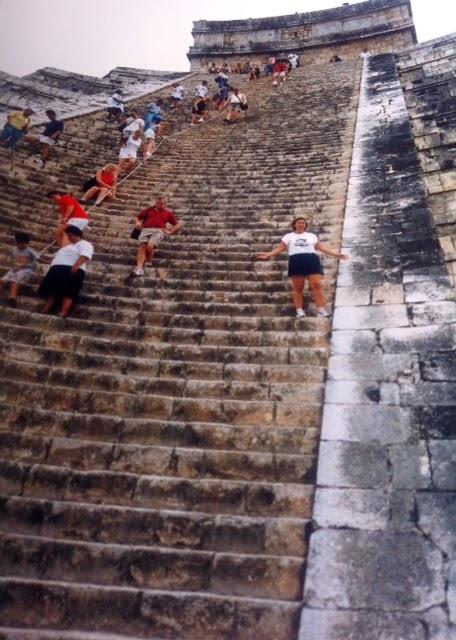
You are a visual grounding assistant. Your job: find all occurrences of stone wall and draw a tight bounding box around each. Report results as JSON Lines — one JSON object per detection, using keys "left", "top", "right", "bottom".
{"left": 396, "top": 33, "right": 456, "bottom": 286}
{"left": 188, "top": 0, "right": 416, "bottom": 70}
{"left": 300, "top": 53, "right": 456, "bottom": 640}
{"left": 0, "top": 66, "right": 189, "bottom": 127}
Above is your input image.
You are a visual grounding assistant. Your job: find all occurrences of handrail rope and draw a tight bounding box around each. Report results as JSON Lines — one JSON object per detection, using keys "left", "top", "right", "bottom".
{"left": 36, "top": 79, "right": 260, "bottom": 260}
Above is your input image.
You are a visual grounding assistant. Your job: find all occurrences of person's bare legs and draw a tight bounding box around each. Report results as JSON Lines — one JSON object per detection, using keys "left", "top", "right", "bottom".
{"left": 40, "top": 143, "right": 50, "bottom": 163}
{"left": 10, "top": 282, "right": 19, "bottom": 299}
{"left": 145, "top": 243, "right": 156, "bottom": 265}
{"left": 83, "top": 186, "right": 100, "bottom": 202}
{"left": 291, "top": 276, "right": 306, "bottom": 310}
{"left": 136, "top": 243, "right": 148, "bottom": 269}
{"left": 308, "top": 274, "right": 325, "bottom": 308}
{"left": 43, "top": 296, "right": 56, "bottom": 313}
{"left": 59, "top": 297, "right": 73, "bottom": 318}
{"left": 95, "top": 187, "right": 109, "bottom": 205}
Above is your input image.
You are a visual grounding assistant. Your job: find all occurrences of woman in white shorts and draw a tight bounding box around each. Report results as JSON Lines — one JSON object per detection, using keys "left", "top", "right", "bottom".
{"left": 118, "top": 130, "right": 143, "bottom": 175}
{"left": 143, "top": 125, "right": 156, "bottom": 160}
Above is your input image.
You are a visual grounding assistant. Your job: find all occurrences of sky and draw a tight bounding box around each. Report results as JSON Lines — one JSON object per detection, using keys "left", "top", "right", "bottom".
{"left": 0, "top": 0, "right": 454, "bottom": 78}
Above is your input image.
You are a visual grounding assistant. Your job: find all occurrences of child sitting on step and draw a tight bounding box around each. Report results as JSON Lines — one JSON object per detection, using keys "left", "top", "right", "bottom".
{"left": 0, "top": 232, "right": 38, "bottom": 305}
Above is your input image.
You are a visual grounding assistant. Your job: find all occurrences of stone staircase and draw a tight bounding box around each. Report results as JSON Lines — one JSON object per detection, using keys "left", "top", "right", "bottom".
{"left": 0, "top": 60, "right": 362, "bottom": 639}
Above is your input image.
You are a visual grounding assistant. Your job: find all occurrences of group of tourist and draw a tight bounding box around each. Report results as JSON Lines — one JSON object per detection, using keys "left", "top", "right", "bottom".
{"left": 0, "top": 53, "right": 349, "bottom": 319}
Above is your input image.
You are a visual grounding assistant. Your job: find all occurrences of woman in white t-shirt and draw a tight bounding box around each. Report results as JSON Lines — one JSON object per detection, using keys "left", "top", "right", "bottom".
{"left": 39, "top": 224, "right": 94, "bottom": 318}
{"left": 118, "top": 130, "right": 143, "bottom": 175}
{"left": 257, "top": 217, "right": 349, "bottom": 318}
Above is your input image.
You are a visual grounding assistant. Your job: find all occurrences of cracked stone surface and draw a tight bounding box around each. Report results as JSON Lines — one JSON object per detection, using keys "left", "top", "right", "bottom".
{"left": 300, "top": 53, "right": 456, "bottom": 640}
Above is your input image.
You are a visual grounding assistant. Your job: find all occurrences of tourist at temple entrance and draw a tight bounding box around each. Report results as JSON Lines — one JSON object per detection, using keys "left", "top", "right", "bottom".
{"left": 256, "top": 217, "right": 349, "bottom": 318}
{"left": 132, "top": 197, "right": 181, "bottom": 276}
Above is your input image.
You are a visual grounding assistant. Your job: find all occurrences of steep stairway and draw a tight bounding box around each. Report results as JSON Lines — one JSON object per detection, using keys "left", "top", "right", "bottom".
{"left": 0, "top": 60, "right": 362, "bottom": 639}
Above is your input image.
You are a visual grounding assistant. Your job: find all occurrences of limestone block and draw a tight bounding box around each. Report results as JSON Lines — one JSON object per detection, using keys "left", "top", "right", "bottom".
{"left": 313, "top": 487, "right": 389, "bottom": 529}
{"left": 335, "top": 286, "right": 371, "bottom": 306}
{"left": 380, "top": 324, "right": 456, "bottom": 353}
{"left": 429, "top": 441, "right": 456, "bottom": 489}
{"left": 328, "top": 353, "right": 419, "bottom": 382}
{"left": 441, "top": 170, "right": 456, "bottom": 192}
{"left": 321, "top": 404, "right": 414, "bottom": 444}
{"left": 389, "top": 442, "right": 432, "bottom": 489}
{"left": 299, "top": 609, "right": 426, "bottom": 640}
{"left": 401, "top": 382, "right": 456, "bottom": 407}
{"left": 330, "top": 329, "right": 378, "bottom": 355}
{"left": 333, "top": 305, "right": 409, "bottom": 330}
{"left": 325, "top": 380, "right": 397, "bottom": 405}
{"left": 304, "top": 530, "right": 445, "bottom": 611}
{"left": 317, "top": 441, "right": 389, "bottom": 489}
{"left": 372, "top": 283, "right": 405, "bottom": 304}
{"left": 405, "top": 280, "right": 455, "bottom": 303}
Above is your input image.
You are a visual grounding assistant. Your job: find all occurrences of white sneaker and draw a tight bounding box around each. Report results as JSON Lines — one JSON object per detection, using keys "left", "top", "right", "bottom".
{"left": 296, "top": 309, "right": 306, "bottom": 319}
{"left": 133, "top": 267, "right": 144, "bottom": 276}
{"left": 317, "top": 308, "right": 330, "bottom": 317}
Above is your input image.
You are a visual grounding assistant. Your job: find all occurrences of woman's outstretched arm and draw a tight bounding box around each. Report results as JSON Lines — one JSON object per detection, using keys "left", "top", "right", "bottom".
{"left": 315, "top": 242, "right": 349, "bottom": 260}
{"left": 256, "top": 241, "right": 287, "bottom": 260}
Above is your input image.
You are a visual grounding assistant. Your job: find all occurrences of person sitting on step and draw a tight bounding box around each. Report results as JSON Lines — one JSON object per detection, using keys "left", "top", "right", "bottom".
{"left": 132, "top": 197, "right": 181, "bottom": 276}
{"left": 256, "top": 216, "right": 349, "bottom": 319}
{"left": 39, "top": 224, "right": 94, "bottom": 319}
{"left": 0, "top": 231, "right": 38, "bottom": 306}
{"left": 0, "top": 107, "right": 34, "bottom": 150}
{"left": 25, "top": 109, "right": 64, "bottom": 167}
{"left": 82, "top": 164, "right": 118, "bottom": 206}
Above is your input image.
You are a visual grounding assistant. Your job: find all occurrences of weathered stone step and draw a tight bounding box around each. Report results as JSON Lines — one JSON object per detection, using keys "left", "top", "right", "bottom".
{"left": 0, "top": 533, "right": 303, "bottom": 600}
{"left": 0, "top": 460, "right": 314, "bottom": 518}
{"left": 0, "top": 321, "right": 328, "bottom": 367}
{"left": 0, "top": 578, "right": 301, "bottom": 640}
{"left": 1, "top": 342, "right": 326, "bottom": 384}
{"left": 0, "top": 354, "right": 325, "bottom": 400}
{"left": 0, "top": 431, "right": 317, "bottom": 484}
{"left": 0, "top": 496, "right": 310, "bottom": 557}
{"left": 0, "top": 404, "right": 319, "bottom": 456}
{"left": 0, "top": 375, "right": 323, "bottom": 426}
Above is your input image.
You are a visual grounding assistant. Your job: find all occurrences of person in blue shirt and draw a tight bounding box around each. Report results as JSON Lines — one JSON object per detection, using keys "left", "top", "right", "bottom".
{"left": 26, "top": 109, "right": 64, "bottom": 166}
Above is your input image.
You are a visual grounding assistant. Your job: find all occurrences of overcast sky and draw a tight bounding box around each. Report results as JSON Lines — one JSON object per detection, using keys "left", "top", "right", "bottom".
{"left": 0, "top": 0, "right": 454, "bottom": 78}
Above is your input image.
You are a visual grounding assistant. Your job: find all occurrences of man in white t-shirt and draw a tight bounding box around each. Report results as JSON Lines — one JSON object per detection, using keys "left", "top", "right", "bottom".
{"left": 169, "top": 83, "right": 185, "bottom": 109}
{"left": 107, "top": 90, "right": 124, "bottom": 122}
{"left": 195, "top": 81, "right": 208, "bottom": 98}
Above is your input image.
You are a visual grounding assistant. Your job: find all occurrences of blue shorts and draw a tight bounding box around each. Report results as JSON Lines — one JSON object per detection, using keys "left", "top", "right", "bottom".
{"left": 288, "top": 253, "right": 323, "bottom": 277}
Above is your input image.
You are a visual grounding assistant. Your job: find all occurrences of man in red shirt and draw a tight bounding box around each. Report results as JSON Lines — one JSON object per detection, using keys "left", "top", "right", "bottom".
{"left": 133, "top": 197, "right": 181, "bottom": 276}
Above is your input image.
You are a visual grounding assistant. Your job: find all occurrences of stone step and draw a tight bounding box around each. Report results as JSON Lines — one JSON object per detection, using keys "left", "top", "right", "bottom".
{"left": 0, "top": 460, "right": 314, "bottom": 518}
{"left": 0, "top": 376, "right": 323, "bottom": 426}
{"left": 0, "top": 322, "right": 328, "bottom": 367}
{"left": 1, "top": 342, "right": 327, "bottom": 384}
{"left": 0, "top": 578, "right": 301, "bottom": 640}
{"left": 0, "top": 404, "right": 319, "bottom": 456}
{"left": 0, "top": 533, "right": 303, "bottom": 600}
{"left": 0, "top": 432, "right": 317, "bottom": 484}
{"left": 0, "top": 495, "right": 310, "bottom": 557}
